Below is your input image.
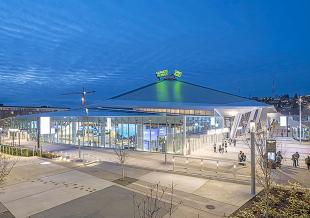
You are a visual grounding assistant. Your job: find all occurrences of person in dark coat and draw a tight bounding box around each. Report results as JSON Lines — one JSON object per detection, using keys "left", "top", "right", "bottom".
{"left": 292, "top": 153, "right": 297, "bottom": 167}
{"left": 305, "top": 155, "right": 310, "bottom": 170}
{"left": 295, "top": 152, "right": 300, "bottom": 166}
{"left": 276, "top": 151, "right": 283, "bottom": 167}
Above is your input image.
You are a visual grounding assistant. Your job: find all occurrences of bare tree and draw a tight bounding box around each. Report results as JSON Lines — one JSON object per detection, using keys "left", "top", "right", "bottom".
{"left": 133, "top": 182, "right": 182, "bottom": 218}
{"left": 242, "top": 127, "right": 276, "bottom": 218}
{"left": 0, "top": 153, "right": 17, "bottom": 185}
{"left": 254, "top": 129, "right": 274, "bottom": 218}
{"left": 114, "top": 145, "right": 127, "bottom": 181}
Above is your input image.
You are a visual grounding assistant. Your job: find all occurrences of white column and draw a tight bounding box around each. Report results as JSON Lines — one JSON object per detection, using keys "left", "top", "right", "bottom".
{"left": 101, "top": 119, "right": 105, "bottom": 147}
{"left": 72, "top": 121, "right": 77, "bottom": 145}
{"left": 183, "top": 116, "right": 187, "bottom": 155}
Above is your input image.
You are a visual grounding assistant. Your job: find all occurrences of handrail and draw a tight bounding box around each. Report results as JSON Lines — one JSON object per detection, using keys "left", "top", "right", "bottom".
{"left": 172, "top": 155, "right": 240, "bottom": 163}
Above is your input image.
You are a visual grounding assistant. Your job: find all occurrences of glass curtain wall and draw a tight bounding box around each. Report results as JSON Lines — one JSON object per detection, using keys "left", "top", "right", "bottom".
{"left": 185, "top": 110, "right": 226, "bottom": 155}
{"left": 14, "top": 115, "right": 185, "bottom": 154}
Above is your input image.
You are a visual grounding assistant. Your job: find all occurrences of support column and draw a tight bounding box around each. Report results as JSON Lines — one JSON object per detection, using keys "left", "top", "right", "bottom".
{"left": 101, "top": 119, "right": 105, "bottom": 147}
{"left": 183, "top": 116, "right": 187, "bottom": 155}
{"left": 37, "top": 118, "right": 40, "bottom": 149}
{"left": 72, "top": 121, "right": 77, "bottom": 145}
{"left": 250, "top": 131, "right": 256, "bottom": 195}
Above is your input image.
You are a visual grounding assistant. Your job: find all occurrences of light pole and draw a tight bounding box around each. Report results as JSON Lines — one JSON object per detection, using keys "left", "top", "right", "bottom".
{"left": 249, "top": 120, "right": 256, "bottom": 195}
{"left": 298, "top": 97, "right": 302, "bottom": 144}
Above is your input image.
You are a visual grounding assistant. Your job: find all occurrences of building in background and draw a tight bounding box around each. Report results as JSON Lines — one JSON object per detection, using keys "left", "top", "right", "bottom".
{"left": 6, "top": 77, "right": 275, "bottom": 155}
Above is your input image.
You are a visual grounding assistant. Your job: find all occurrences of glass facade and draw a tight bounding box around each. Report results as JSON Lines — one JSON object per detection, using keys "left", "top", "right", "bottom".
{"left": 10, "top": 109, "right": 229, "bottom": 155}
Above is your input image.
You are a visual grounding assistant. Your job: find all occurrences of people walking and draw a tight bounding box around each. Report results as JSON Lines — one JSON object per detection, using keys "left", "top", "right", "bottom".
{"left": 276, "top": 151, "right": 283, "bottom": 168}
{"left": 292, "top": 153, "right": 297, "bottom": 167}
{"left": 241, "top": 152, "right": 246, "bottom": 164}
{"left": 305, "top": 155, "right": 310, "bottom": 170}
{"left": 224, "top": 143, "right": 228, "bottom": 153}
{"left": 238, "top": 151, "right": 246, "bottom": 165}
{"left": 233, "top": 139, "right": 236, "bottom": 147}
{"left": 218, "top": 144, "right": 222, "bottom": 153}
{"left": 295, "top": 152, "right": 300, "bottom": 166}
{"left": 238, "top": 151, "right": 243, "bottom": 164}
{"left": 213, "top": 143, "right": 216, "bottom": 153}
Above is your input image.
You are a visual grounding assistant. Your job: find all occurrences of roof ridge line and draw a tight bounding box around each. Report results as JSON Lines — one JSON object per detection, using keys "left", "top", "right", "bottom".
{"left": 179, "top": 80, "right": 250, "bottom": 100}
{"left": 108, "top": 80, "right": 163, "bottom": 99}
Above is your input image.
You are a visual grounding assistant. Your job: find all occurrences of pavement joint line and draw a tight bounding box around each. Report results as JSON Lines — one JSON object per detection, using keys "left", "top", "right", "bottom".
{"left": 2, "top": 185, "right": 65, "bottom": 204}
{"left": 77, "top": 159, "right": 252, "bottom": 185}
{"left": 110, "top": 179, "right": 222, "bottom": 217}
{"left": 131, "top": 179, "right": 240, "bottom": 208}
{"left": 52, "top": 159, "right": 239, "bottom": 214}
{"left": 127, "top": 181, "right": 236, "bottom": 217}
{"left": 277, "top": 168, "right": 305, "bottom": 184}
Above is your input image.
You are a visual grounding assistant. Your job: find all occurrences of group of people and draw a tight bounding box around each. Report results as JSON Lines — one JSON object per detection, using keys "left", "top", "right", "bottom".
{"left": 290, "top": 152, "right": 310, "bottom": 170}
{"left": 213, "top": 141, "right": 227, "bottom": 153}
{"left": 213, "top": 138, "right": 237, "bottom": 154}
{"left": 291, "top": 152, "right": 310, "bottom": 170}
{"left": 238, "top": 151, "right": 246, "bottom": 165}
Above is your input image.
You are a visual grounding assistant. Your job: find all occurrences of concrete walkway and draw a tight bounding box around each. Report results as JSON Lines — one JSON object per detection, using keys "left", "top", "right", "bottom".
{"left": 0, "top": 156, "right": 257, "bottom": 218}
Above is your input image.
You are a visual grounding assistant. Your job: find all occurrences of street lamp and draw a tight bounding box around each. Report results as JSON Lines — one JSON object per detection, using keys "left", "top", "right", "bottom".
{"left": 298, "top": 97, "right": 302, "bottom": 144}
{"left": 249, "top": 120, "right": 256, "bottom": 195}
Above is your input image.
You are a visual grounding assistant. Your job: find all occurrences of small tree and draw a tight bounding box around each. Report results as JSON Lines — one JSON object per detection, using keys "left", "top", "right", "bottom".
{"left": 254, "top": 130, "right": 274, "bottom": 218}
{"left": 242, "top": 127, "right": 277, "bottom": 218}
{"left": 132, "top": 182, "right": 182, "bottom": 218}
{"left": 114, "top": 145, "right": 127, "bottom": 181}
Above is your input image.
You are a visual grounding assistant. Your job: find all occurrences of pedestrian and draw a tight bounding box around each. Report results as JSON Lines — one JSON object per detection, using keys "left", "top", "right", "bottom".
{"left": 238, "top": 151, "right": 243, "bottom": 164}
{"left": 233, "top": 139, "right": 236, "bottom": 147}
{"left": 241, "top": 152, "right": 246, "bottom": 166}
{"left": 225, "top": 143, "right": 228, "bottom": 153}
{"left": 213, "top": 143, "right": 216, "bottom": 153}
{"left": 305, "top": 155, "right": 310, "bottom": 170}
{"left": 218, "top": 144, "right": 221, "bottom": 153}
{"left": 292, "top": 153, "right": 297, "bottom": 167}
{"left": 295, "top": 152, "right": 300, "bottom": 166}
{"left": 276, "top": 151, "right": 283, "bottom": 167}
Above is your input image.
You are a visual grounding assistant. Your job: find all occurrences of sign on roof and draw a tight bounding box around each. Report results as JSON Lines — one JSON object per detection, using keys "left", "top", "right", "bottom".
{"left": 156, "top": 70, "right": 168, "bottom": 79}
{"left": 156, "top": 69, "right": 182, "bottom": 80}
{"left": 174, "top": 70, "right": 182, "bottom": 78}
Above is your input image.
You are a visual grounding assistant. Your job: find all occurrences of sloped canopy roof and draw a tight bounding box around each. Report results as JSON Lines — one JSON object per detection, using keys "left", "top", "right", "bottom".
{"left": 104, "top": 80, "right": 267, "bottom": 109}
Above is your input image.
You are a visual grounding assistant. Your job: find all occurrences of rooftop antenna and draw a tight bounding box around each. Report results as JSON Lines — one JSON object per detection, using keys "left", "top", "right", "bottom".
{"left": 61, "top": 87, "right": 96, "bottom": 108}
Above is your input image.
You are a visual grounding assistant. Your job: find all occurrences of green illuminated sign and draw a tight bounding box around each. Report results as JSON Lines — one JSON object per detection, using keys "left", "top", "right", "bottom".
{"left": 156, "top": 70, "right": 168, "bottom": 78}
{"left": 174, "top": 70, "right": 182, "bottom": 78}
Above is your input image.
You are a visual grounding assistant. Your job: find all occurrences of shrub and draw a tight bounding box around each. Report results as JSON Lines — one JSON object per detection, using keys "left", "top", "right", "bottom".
{"left": 230, "top": 183, "right": 310, "bottom": 218}
{"left": 0, "top": 144, "right": 59, "bottom": 159}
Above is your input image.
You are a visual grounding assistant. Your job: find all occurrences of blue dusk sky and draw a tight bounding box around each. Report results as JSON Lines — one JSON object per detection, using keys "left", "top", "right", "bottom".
{"left": 0, "top": 0, "right": 309, "bottom": 107}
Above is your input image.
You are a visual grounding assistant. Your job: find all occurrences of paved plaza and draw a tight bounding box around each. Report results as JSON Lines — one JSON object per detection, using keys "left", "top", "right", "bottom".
{"left": 0, "top": 137, "right": 309, "bottom": 217}
{"left": 0, "top": 156, "right": 254, "bottom": 218}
